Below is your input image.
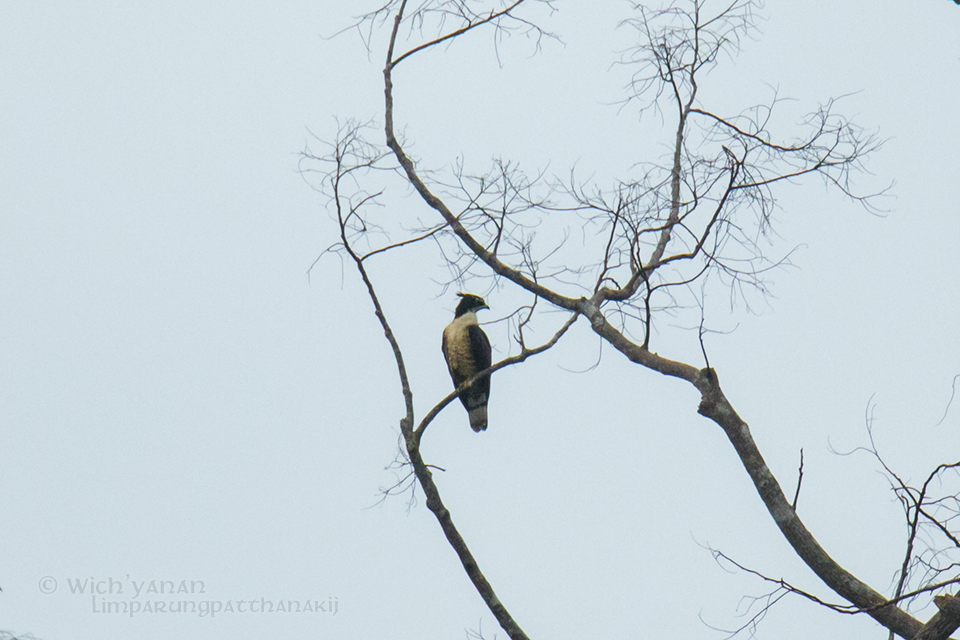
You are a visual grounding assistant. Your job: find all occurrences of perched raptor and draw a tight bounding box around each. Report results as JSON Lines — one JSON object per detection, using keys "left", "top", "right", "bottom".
{"left": 442, "top": 293, "right": 492, "bottom": 432}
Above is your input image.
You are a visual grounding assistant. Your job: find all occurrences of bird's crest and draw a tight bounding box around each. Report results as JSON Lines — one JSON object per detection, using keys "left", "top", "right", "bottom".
{"left": 454, "top": 292, "right": 489, "bottom": 317}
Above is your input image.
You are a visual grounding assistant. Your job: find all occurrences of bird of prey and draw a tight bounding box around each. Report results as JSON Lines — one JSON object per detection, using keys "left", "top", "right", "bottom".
{"left": 442, "top": 293, "right": 492, "bottom": 432}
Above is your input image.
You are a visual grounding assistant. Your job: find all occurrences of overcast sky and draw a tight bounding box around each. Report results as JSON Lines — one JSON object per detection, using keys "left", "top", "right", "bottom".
{"left": 2, "top": 1, "right": 959, "bottom": 639}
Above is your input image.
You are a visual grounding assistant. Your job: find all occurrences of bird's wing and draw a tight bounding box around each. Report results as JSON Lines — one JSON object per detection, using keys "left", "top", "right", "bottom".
{"left": 467, "top": 324, "right": 492, "bottom": 396}
{"left": 468, "top": 325, "right": 491, "bottom": 371}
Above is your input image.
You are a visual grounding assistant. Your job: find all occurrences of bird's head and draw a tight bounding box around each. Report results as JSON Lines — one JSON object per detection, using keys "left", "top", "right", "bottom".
{"left": 454, "top": 292, "right": 489, "bottom": 318}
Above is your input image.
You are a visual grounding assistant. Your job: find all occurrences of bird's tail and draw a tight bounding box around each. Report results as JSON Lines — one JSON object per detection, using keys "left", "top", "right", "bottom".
{"left": 468, "top": 406, "right": 487, "bottom": 432}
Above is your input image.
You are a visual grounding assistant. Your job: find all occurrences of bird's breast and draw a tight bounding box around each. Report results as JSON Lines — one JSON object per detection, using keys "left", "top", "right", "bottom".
{"left": 443, "top": 321, "right": 475, "bottom": 376}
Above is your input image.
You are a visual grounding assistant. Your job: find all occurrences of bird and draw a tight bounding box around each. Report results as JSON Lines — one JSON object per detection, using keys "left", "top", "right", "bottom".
{"left": 442, "top": 293, "right": 492, "bottom": 432}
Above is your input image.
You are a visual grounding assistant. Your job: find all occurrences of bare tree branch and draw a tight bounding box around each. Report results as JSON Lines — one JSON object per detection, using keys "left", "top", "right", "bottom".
{"left": 312, "top": 1, "right": 952, "bottom": 638}
{"left": 414, "top": 311, "right": 579, "bottom": 443}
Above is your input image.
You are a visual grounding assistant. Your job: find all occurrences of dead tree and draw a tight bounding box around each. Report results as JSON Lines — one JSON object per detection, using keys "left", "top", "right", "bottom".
{"left": 305, "top": 1, "right": 960, "bottom": 638}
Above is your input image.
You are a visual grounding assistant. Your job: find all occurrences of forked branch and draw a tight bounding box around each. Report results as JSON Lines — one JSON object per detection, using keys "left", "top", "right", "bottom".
{"left": 365, "top": 1, "right": 942, "bottom": 638}
{"left": 415, "top": 311, "right": 580, "bottom": 444}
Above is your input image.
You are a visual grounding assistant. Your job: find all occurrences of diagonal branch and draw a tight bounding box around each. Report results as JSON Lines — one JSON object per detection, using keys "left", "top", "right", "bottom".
{"left": 415, "top": 311, "right": 580, "bottom": 444}
{"left": 384, "top": 3, "right": 580, "bottom": 315}
{"left": 336, "top": 175, "right": 531, "bottom": 640}
{"left": 391, "top": 0, "right": 528, "bottom": 67}
{"left": 573, "top": 297, "right": 927, "bottom": 639}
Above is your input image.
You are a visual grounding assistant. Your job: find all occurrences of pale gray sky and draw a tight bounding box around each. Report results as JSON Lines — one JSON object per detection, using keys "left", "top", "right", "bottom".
{"left": 2, "top": 1, "right": 959, "bottom": 639}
